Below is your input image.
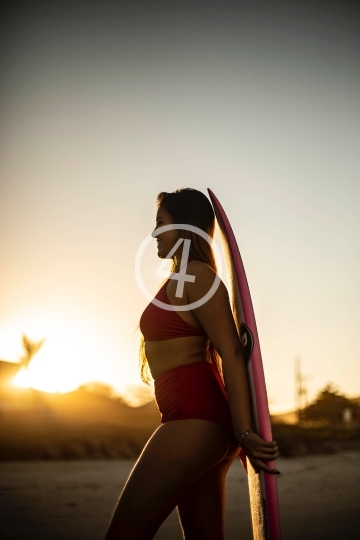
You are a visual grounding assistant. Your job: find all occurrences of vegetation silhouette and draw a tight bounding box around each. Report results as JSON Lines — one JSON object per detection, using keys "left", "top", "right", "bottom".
{"left": 301, "top": 383, "right": 360, "bottom": 427}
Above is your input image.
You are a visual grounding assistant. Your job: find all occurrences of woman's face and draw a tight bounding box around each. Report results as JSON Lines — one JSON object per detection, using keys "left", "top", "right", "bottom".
{"left": 152, "top": 206, "right": 179, "bottom": 260}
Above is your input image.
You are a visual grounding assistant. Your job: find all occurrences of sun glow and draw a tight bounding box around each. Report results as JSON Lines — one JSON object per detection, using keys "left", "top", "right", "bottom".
{"left": 12, "top": 368, "right": 31, "bottom": 388}
{"left": 12, "top": 362, "right": 84, "bottom": 393}
{"left": 1, "top": 307, "right": 142, "bottom": 397}
{"left": 11, "top": 367, "right": 155, "bottom": 407}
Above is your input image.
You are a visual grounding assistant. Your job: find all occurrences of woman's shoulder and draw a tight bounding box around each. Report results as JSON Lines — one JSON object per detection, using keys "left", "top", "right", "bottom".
{"left": 186, "top": 260, "right": 226, "bottom": 293}
{"left": 187, "top": 259, "right": 215, "bottom": 276}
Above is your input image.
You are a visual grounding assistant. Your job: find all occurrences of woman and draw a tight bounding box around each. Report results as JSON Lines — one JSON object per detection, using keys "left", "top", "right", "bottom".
{"left": 105, "top": 188, "right": 279, "bottom": 540}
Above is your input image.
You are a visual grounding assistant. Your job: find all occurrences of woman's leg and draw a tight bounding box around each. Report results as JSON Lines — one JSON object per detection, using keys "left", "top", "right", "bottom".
{"left": 104, "top": 419, "right": 232, "bottom": 540}
{"left": 176, "top": 438, "right": 240, "bottom": 540}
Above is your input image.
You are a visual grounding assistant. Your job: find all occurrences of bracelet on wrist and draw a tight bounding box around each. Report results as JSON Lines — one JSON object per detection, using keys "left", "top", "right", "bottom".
{"left": 236, "top": 428, "right": 253, "bottom": 447}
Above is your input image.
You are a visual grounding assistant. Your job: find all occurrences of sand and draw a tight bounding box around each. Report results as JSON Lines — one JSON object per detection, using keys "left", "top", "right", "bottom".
{"left": 0, "top": 452, "right": 359, "bottom": 539}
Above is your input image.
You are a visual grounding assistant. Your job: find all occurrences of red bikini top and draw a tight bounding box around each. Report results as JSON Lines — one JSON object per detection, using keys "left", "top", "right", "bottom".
{"left": 140, "top": 279, "right": 207, "bottom": 341}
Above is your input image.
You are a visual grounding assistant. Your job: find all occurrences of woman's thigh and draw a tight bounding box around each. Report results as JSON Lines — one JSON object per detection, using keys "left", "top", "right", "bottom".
{"left": 176, "top": 438, "right": 240, "bottom": 540}
{"left": 104, "top": 419, "right": 232, "bottom": 540}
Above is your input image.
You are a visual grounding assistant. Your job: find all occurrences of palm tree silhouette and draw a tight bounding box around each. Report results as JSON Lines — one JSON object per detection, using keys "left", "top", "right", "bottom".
{"left": 18, "top": 334, "right": 46, "bottom": 374}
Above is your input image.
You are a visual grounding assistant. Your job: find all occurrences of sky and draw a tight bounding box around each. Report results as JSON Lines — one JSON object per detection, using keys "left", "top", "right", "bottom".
{"left": 0, "top": 0, "right": 359, "bottom": 412}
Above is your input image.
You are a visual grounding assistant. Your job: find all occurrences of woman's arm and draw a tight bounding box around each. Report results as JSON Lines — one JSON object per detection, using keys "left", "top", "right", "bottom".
{"left": 185, "top": 262, "right": 279, "bottom": 474}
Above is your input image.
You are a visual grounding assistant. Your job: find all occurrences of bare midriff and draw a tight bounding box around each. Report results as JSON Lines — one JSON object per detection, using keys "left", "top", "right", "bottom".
{"left": 145, "top": 336, "right": 209, "bottom": 381}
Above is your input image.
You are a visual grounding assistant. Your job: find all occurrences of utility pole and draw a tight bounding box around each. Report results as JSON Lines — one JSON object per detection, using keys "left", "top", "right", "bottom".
{"left": 295, "top": 356, "right": 312, "bottom": 425}
{"left": 295, "top": 356, "right": 302, "bottom": 424}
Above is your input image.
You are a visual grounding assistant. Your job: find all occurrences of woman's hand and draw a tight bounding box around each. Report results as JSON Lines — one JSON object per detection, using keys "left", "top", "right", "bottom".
{"left": 241, "top": 432, "right": 280, "bottom": 474}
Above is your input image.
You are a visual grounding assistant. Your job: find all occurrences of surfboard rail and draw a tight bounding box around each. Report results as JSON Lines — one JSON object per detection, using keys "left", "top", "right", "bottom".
{"left": 208, "top": 188, "right": 281, "bottom": 540}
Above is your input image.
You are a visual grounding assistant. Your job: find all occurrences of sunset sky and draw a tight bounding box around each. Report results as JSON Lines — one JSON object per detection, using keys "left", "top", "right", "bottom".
{"left": 1, "top": 1, "right": 359, "bottom": 412}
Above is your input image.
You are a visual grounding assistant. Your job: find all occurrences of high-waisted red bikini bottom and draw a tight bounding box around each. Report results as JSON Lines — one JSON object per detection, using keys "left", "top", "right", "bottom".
{"left": 154, "top": 361, "right": 235, "bottom": 439}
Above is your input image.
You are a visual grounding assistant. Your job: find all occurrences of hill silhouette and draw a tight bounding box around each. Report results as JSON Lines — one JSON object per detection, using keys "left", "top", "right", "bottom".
{"left": 0, "top": 385, "right": 161, "bottom": 460}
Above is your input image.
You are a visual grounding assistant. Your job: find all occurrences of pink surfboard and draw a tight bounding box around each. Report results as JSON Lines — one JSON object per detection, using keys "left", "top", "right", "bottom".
{"left": 208, "top": 189, "right": 281, "bottom": 540}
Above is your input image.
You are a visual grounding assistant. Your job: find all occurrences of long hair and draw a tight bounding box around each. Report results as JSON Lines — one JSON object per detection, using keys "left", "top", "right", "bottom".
{"left": 139, "top": 188, "right": 224, "bottom": 385}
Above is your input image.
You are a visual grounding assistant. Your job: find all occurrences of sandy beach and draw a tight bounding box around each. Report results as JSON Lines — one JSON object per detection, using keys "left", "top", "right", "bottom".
{"left": 1, "top": 451, "right": 359, "bottom": 539}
